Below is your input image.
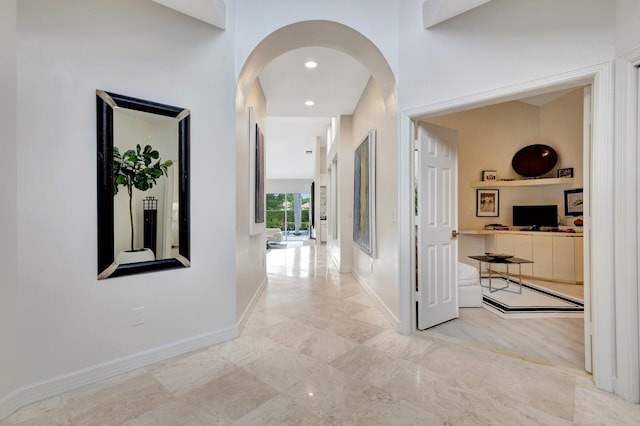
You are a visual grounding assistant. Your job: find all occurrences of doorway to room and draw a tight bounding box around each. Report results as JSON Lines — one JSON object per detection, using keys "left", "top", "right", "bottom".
{"left": 413, "top": 85, "right": 592, "bottom": 372}
{"left": 266, "top": 192, "right": 311, "bottom": 242}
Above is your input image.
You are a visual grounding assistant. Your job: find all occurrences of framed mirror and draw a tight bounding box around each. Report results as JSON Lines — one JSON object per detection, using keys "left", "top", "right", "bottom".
{"left": 97, "top": 90, "right": 190, "bottom": 279}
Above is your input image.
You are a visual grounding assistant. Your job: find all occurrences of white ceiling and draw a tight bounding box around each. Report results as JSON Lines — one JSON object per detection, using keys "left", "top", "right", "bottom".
{"left": 258, "top": 47, "right": 371, "bottom": 180}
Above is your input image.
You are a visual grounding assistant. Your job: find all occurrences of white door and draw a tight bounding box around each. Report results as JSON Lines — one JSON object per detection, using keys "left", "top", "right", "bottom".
{"left": 416, "top": 122, "right": 459, "bottom": 329}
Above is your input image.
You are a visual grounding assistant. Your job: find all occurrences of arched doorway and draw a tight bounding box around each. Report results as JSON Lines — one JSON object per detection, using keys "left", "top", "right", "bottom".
{"left": 235, "top": 20, "right": 400, "bottom": 331}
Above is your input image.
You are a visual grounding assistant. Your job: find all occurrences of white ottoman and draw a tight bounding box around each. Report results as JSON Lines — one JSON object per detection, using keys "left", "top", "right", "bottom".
{"left": 458, "top": 262, "right": 483, "bottom": 308}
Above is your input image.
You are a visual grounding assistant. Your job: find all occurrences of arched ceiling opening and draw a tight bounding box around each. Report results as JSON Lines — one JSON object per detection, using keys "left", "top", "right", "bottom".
{"left": 237, "top": 20, "right": 397, "bottom": 180}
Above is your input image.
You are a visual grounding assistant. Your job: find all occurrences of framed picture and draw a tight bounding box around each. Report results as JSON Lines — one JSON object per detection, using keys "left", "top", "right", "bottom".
{"left": 482, "top": 170, "right": 497, "bottom": 181}
{"left": 248, "top": 107, "right": 265, "bottom": 235}
{"left": 476, "top": 189, "right": 499, "bottom": 217}
{"left": 255, "top": 123, "right": 265, "bottom": 223}
{"left": 564, "top": 188, "right": 583, "bottom": 216}
{"left": 353, "top": 129, "right": 376, "bottom": 257}
{"left": 557, "top": 167, "right": 574, "bottom": 178}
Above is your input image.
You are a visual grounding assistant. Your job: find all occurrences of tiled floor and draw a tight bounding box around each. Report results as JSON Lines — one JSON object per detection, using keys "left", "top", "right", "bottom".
{"left": 3, "top": 243, "right": 640, "bottom": 425}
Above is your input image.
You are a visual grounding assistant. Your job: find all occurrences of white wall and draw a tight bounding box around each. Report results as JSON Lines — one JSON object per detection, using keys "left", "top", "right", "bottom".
{"left": 265, "top": 179, "right": 313, "bottom": 194}
{"left": 6, "top": 0, "right": 640, "bottom": 417}
{"left": 0, "top": 0, "right": 20, "bottom": 407}
{"left": 616, "top": 0, "right": 640, "bottom": 55}
{"left": 337, "top": 116, "right": 354, "bottom": 272}
{"left": 236, "top": 78, "right": 267, "bottom": 324}
{"left": 399, "top": 0, "right": 615, "bottom": 110}
{"left": 235, "top": 0, "right": 399, "bottom": 83}
{"left": 351, "top": 78, "right": 399, "bottom": 324}
{"left": 9, "top": 0, "right": 237, "bottom": 411}
{"left": 398, "top": 0, "right": 623, "bottom": 396}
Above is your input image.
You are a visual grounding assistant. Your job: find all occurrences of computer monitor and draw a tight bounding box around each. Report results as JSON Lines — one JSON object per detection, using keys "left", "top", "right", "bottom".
{"left": 512, "top": 205, "right": 558, "bottom": 230}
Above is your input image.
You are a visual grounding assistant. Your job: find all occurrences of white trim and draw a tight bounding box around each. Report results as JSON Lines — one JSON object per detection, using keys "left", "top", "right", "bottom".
{"left": 613, "top": 46, "right": 640, "bottom": 403}
{"left": 397, "top": 114, "right": 415, "bottom": 335}
{"left": 353, "top": 268, "right": 400, "bottom": 331}
{"left": 589, "top": 62, "right": 616, "bottom": 394}
{"left": 236, "top": 276, "right": 268, "bottom": 333}
{"left": 399, "top": 62, "right": 616, "bottom": 392}
{"left": 582, "top": 86, "right": 593, "bottom": 374}
{"left": 0, "top": 325, "right": 238, "bottom": 421}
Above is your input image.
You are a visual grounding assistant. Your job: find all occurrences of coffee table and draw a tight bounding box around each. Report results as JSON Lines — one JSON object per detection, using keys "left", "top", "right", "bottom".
{"left": 468, "top": 255, "right": 534, "bottom": 294}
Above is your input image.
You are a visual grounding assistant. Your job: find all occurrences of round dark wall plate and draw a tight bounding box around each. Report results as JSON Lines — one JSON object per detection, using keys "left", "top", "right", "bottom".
{"left": 511, "top": 144, "right": 558, "bottom": 178}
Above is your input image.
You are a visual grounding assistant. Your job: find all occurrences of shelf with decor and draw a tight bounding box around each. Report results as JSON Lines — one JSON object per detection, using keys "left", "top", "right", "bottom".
{"left": 471, "top": 177, "right": 574, "bottom": 188}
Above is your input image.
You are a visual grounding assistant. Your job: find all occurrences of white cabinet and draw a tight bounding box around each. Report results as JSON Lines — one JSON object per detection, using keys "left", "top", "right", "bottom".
{"left": 483, "top": 232, "right": 583, "bottom": 283}
{"left": 532, "top": 236, "right": 553, "bottom": 279}
{"left": 486, "top": 234, "right": 533, "bottom": 276}
{"left": 552, "top": 237, "right": 576, "bottom": 281}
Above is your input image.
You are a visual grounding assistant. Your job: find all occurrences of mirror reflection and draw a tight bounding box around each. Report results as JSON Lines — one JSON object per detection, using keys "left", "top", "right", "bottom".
{"left": 113, "top": 109, "right": 178, "bottom": 264}
{"left": 97, "top": 90, "right": 190, "bottom": 279}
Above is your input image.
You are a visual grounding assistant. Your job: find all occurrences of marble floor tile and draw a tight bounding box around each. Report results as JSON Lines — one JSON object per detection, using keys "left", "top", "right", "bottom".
{"left": 573, "top": 376, "right": 640, "bottom": 425}
{"left": 262, "top": 318, "right": 359, "bottom": 363}
{"left": 183, "top": 366, "right": 279, "bottom": 424}
{"left": 122, "top": 399, "right": 217, "bottom": 425}
{"left": 363, "top": 328, "right": 437, "bottom": 364}
{"left": 330, "top": 345, "right": 412, "bottom": 390}
{"left": 148, "top": 347, "right": 236, "bottom": 396}
{"left": 0, "top": 396, "right": 70, "bottom": 426}
{"left": 4, "top": 243, "right": 640, "bottom": 425}
{"left": 60, "top": 369, "right": 173, "bottom": 425}
{"left": 351, "top": 306, "right": 392, "bottom": 327}
{"left": 479, "top": 356, "right": 577, "bottom": 422}
{"left": 231, "top": 394, "right": 322, "bottom": 426}
{"left": 240, "top": 345, "right": 336, "bottom": 392}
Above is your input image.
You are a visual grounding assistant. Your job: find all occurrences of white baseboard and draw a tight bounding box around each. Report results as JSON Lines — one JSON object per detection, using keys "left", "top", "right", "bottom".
{"left": 0, "top": 325, "right": 238, "bottom": 422}
{"left": 352, "top": 269, "right": 400, "bottom": 331}
{"left": 236, "top": 276, "right": 268, "bottom": 333}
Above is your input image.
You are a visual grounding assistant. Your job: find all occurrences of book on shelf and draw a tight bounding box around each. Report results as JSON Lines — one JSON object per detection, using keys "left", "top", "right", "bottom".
{"left": 484, "top": 224, "right": 509, "bottom": 230}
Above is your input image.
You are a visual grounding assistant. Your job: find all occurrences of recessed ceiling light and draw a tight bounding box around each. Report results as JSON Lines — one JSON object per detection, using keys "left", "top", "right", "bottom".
{"left": 305, "top": 100, "right": 315, "bottom": 106}
{"left": 304, "top": 60, "right": 318, "bottom": 69}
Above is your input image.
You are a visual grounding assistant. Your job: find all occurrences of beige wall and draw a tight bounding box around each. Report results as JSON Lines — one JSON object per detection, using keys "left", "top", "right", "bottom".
{"left": 425, "top": 89, "right": 584, "bottom": 230}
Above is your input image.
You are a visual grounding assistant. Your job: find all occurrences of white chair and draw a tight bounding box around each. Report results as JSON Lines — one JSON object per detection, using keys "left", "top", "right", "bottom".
{"left": 458, "top": 262, "right": 483, "bottom": 307}
{"left": 265, "top": 228, "right": 282, "bottom": 242}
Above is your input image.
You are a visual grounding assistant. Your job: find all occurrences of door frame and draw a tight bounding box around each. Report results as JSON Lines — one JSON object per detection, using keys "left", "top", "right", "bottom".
{"left": 613, "top": 48, "right": 640, "bottom": 403}
{"left": 398, "top": 62, "right": 617, "bottom": 393}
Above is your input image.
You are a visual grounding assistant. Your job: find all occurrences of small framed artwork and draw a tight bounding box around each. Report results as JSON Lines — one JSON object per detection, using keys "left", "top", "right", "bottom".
{"left": 476, "top": 189, "right": 499, "bottom": 217}
{"left": 557, "top": 167, "right": 574, "bottom": 178}
{"left": 564, "top": 188, "right": 583, "bottom": 216}
{"left": 482, "top": 170, "right": 497, "bottom": 181}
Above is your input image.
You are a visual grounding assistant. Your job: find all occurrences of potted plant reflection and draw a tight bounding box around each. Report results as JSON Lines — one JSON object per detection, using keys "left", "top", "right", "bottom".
{"left": 113, "top": 144, "right": 172, "bottom": 264}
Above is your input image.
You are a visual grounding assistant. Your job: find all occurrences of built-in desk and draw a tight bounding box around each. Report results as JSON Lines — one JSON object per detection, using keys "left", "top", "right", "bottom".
{"left": 459, "top": 230, "right": 584, "bottom": 284}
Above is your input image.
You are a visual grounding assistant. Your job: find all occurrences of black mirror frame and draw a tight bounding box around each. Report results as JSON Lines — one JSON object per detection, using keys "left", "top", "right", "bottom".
{"left": 96, "top": 90, "right": 190, "bottom": 279}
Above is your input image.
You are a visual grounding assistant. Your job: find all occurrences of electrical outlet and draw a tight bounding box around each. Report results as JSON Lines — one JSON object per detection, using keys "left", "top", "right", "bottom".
{"left": 132, "top": 307, "right": 145, "bottom": 326}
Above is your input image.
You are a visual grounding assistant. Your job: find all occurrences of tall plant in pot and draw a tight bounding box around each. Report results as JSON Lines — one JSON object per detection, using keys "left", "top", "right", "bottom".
{"left": 114, "top": 144, "right": 173, "bottom": 253}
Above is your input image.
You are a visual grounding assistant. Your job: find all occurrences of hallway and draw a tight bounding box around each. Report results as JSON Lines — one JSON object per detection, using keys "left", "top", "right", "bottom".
{"left": 4, "top": 244, "right": 639, "bottom": 425}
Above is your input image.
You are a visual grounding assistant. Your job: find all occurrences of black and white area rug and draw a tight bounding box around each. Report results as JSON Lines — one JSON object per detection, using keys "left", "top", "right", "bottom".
{"left": 481, "top": 277, "right": 584, "bottom": 319}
